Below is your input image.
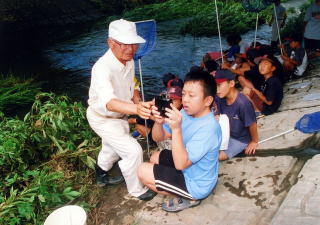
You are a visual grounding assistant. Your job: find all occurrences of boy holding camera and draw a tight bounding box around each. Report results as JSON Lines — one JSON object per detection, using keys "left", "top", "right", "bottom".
{"left": 138, "top": 70, "right": 221, "bottom": 212}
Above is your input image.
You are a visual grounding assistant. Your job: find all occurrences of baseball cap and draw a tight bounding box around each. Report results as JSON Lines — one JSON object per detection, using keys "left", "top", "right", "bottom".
{"left": 167, "top": 86, "right": 182, "bottom": 99}
{"left": 215, "top": 69, "right": 236, "bottom": 84}
{"left": 109, "top": 19, "right": 145, "bottom": 44}
{"left": 254, "top": 55, "right": 275, "bottom": 65}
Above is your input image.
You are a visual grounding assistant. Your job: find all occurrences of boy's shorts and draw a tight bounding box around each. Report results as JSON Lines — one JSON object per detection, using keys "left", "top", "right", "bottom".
{"left": 224, "top": 138, "right": 248, "bottom": 159}
{"left": 153, "top": 149, "right": 193, "bottom": 200}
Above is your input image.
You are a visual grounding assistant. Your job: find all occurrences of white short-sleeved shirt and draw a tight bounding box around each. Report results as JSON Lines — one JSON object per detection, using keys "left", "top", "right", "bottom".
{"left": 87, "top": 49, "right": 135, "bottom": 118}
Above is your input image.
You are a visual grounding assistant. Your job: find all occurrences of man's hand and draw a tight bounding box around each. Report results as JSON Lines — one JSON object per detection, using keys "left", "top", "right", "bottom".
{"left": 137, "top": 101, "right": 153, "bottom": 119}
{"left": 164, "top": 103, "right": 182, "bottom": 130}
{"left": 244, "top": 141, "right": 258, "bottom": 155}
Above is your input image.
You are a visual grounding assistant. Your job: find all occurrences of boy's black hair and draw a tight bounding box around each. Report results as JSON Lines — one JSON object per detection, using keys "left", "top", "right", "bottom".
{"left": 162, "top": 73, "right": 177, "bottom": 88}
{"left": 204, "top": 59, "right": 218, "bottom": 73}
{"left": 168, "top": 78, "right": 184, "bottom": 88}
{"left": 259, "top": 44, "right": 274, "bottom": 57}
{"left": 184, "top": 70, "right": 217, "bottom": 98}
{"left": 246, "top": 48, "right": 261, "bottom": 64}
{"left": 289, "top": 33, "right": 303, "bottom": 43}
{"left": 234, "top": 34, "right": 242, "bottom": 43}
{"left": 226, "top": 35, "right": 236, "bottom": 45}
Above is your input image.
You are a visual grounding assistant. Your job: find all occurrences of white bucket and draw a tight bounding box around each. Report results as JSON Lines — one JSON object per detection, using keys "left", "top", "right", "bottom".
{"left": 44, "top": 205, "right": 87, "bottom": 225}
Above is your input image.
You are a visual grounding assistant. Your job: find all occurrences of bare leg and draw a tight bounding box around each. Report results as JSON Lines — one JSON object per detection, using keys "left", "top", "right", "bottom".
{"left": 137, "top": 162, "right": 174, "bottom": 196}
{"left": 135, "top": 124, "right": 150, "bottom": 137}
{"left": 150, "top": 151, "right": 161, "bottom": 164}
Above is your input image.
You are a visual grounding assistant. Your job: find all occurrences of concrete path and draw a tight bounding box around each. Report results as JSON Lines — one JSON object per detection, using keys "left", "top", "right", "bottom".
{"left": 134, "top": 156, "right": 301, "bottom": 225}
{"left": 270, "top": 154, "right": 320, "bottom": 225}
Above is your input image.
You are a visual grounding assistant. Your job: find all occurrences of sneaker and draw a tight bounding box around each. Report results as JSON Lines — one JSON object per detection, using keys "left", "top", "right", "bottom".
{"left": 96, "top": 166, "right": 124, "bottom": 187}
{"left": 138, "top": 189, "right": 157, "bottom": 201}
{"left": 131, "top": 130, "right": 141, "bottom": 138}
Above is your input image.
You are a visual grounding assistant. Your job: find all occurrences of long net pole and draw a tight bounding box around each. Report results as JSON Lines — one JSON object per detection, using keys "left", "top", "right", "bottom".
{"left": 138, "top": 58, "right": 150, "bottom": 156}
{"left": 273, "top": 3, "right": 283, "bottom": 55}
{"left": 214, "top": 0, "right": 224, "bottom": 64}
{"left": 254, "top": 13, "right": 259, "bottom": 48}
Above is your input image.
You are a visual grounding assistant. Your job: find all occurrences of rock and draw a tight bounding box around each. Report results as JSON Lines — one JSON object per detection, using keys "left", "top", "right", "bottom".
{"left": 134, "top": 156, "right": 302, "bottom": 225}
{"left": 270, "top": 154, "right": 320, "bottom": 225}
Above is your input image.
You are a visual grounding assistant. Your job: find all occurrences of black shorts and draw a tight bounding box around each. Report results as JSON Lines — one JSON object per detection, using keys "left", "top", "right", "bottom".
{"left": 304, "top": 38, "right": 320, "bottom": 50}
{"left": 153, "top": 149, "right": 193, "bottom": 200}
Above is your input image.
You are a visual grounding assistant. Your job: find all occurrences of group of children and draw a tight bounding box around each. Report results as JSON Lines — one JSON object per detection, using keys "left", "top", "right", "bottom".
{"left": 130, "top": 0, "right": 320, "bottom": 212}
{"left": 133, "top": 28, "right": 318, "bottom": 212}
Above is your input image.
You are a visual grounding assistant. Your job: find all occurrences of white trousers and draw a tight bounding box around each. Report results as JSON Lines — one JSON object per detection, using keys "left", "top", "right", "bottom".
{"left": 87, "top": 108, "right": 148, "bottom": 197}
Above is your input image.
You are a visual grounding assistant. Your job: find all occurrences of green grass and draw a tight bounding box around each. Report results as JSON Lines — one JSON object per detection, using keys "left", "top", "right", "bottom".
{"left": 120, "top": 0, "right": 273, "bottom": 36}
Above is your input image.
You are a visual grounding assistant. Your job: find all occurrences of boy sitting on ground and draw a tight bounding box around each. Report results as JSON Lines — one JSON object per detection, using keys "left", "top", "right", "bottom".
{"left": 214, "top": 70, "right": 258, "bottom": 161}
{"left": 279, "top": 34, "right": 308, "bottom": 78}
{"left": 243, "top": 55, "right": 284, "bottom": 116}
{"left": 138, "top": 70, "right": 221, "bottom": 212}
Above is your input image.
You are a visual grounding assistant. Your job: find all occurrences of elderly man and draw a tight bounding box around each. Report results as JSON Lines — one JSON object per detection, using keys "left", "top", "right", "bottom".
{"left": 87, "top": 19, "right": 156, "bottom": 201}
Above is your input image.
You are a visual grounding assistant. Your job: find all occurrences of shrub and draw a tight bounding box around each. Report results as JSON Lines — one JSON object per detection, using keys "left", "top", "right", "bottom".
{"left": 0, "top": 75, "right": 40, "bottom": 115}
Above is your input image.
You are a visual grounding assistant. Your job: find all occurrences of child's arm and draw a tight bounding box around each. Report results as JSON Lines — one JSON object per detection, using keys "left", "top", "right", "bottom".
{"left": 251, "top": 88, "right": 273, "bottom": 105}
{"left": 165, "top": 105, "right": 192, "bottom": 170}
{"left": 244, "top": 122, "right": 258, "bottom": 155}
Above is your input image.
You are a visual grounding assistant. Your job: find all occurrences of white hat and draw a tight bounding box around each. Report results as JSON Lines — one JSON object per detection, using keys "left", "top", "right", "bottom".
{"left": 108, "top": 19, "right": 146, "bottom": 44}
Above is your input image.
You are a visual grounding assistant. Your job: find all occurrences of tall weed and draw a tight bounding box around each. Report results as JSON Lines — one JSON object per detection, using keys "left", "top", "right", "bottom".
{"left": 0, "top": 75, "right": 40, "bottom": 115}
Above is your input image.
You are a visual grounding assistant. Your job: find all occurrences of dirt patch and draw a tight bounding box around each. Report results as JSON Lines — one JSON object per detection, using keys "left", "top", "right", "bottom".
{"left": 87, "top": 142, "right": 158, "bottom": 225}
{"left": 86, "top": 182, "right": 147, "bottom": 225}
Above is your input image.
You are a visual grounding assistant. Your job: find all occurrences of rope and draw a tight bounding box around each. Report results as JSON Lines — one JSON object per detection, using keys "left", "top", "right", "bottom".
{"left": 273, "top": 3, "right": 283, "bottom": 55}
{"left": 138, "top": 58, "right": 150, "bottom": 156}
{"left": 214, "top": 0, "right": 224, "bottom": 64}
{"left": 254, "top": 13, "right": 259, "bottom": 48}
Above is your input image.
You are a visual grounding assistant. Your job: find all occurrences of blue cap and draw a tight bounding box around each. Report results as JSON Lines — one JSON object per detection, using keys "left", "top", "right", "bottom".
{"left": 215, "top": 69, "right": 236, "bottom": 84}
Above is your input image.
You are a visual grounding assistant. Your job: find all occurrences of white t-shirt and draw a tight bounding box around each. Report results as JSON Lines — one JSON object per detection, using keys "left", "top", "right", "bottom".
{"left": 87, "top": 49, "right": 135, "bottom": 118}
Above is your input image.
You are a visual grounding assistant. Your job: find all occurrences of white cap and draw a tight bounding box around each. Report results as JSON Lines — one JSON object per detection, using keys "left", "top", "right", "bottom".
{"left": 108, "top": 19, "right": 146, "bottom": 44}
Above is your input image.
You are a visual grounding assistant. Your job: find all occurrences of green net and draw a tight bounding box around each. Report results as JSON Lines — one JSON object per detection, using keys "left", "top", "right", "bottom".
{"left": 242, "top": 0, "right": 270, "bottom": 13}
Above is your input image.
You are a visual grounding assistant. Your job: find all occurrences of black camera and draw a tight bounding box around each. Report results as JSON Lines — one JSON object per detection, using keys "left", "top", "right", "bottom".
{"left": 155, "top": 95, "right": 172, "bottom": 117}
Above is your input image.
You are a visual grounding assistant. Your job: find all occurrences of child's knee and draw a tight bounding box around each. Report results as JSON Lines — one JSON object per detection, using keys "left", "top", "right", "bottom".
{"left": 150, "top": 151, "right": 160, "bottom": 164}
{"left": 137, "top": 163, "right": 148, "bottom": 181}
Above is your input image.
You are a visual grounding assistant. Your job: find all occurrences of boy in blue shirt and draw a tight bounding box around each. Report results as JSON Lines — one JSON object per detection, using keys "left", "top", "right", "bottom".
{"left": 215, "top": 70, "right": 258, "bottom": 160}
{"left": 138, "top": 70, "right": 222, "bottom": 212}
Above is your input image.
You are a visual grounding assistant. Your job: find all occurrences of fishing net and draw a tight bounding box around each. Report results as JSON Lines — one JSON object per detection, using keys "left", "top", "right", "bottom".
{"left": 295, "top": 111, "right": 320, "bottom": 134}
{"left": 242, "top": 0, "right": 269, "bottom": 13}
{"left": 134, "top": 20, "right": 157, "bottom": 60}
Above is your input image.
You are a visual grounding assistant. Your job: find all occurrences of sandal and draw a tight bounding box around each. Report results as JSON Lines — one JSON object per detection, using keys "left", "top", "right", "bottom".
{"left": 161, "top": 197, "right": 201, "bottom": 212}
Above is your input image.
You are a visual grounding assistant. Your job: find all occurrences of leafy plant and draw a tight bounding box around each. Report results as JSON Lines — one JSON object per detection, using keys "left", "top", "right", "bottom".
{"left": 0, "top": 90, "right": 100, "bottom": 225}
{"left": 24, "top": 92, "right": 99, "bottom": 168}
{"left": 0, "top": 168, "right": 80, "bottom": 225}
{"left": 0, "top": 75, "right": 40, "bottom": 115}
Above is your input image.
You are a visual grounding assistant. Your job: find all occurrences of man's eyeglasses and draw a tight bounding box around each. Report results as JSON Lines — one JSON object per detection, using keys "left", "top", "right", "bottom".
{"left": 112, "top": 39, "right": 139, "bottom": 50}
